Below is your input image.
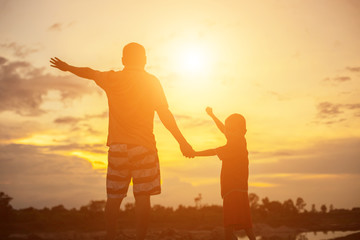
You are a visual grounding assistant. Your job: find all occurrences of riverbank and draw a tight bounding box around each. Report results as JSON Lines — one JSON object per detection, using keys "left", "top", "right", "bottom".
{"left": 6, "top": 225, "right": 360, "bottom": 240}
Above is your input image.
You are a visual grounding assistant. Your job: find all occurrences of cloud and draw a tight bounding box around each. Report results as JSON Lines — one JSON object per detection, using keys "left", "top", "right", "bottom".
{"left": 54, "top": 116, "right": 81, "bottom": 125}
{"left": 251, "top": 137, "right": 360, "bottom": 175}
{"left": 173, "top": 114, "right": 213, "bottom": 127}
{"left": 0, "top": 120, "right": 46, "bottom": 141}
{"left": 54, "top": 111, "right": 107, "bottom": 125}
{"left": 346, "top": 66, "right": 360, "bottom": 72}
{"left": 344, "top": 103, "right": 360, "bottom": 110}
{"left": 247, "top": 138, "right": 360, "bottom": 207}
{"left": 0, "top": 56, "right": 6, "bottom": 64}
{"left": 0, "top": 0, "right": 10, "bottom": 15}
{"left": 316, "top": 101, "right": 360, "bottom": 121}
{"left": 0, "top": 56, "right": 97, "bottom": 116}
{"left": 333, "top": 76, "right": 351, "bottom": 82}
{"left": 46, "top": 143, "right": 106, "bottom": 154}
{"left": 317, "top": 102, "right": 343, "bottom": 118}
{"left": 0, "top": 42, "right": 40, "bottom": 58}
{"left": 0, "top": 144, "right": 104, "bottom": 208}
{"left": 266, "top": 91, "right": 289, "bottom": 101}
{"left": 48, "top": 23, "right": 62, "bottom": 31}
{"left": 250, "top": 150, "right": 294, "bottom": 159}
{"left": 323, "top": 76, "right": 351, "bottom": 82}
{"left": 48, "top": 21, "right": 75, "bottom": 32}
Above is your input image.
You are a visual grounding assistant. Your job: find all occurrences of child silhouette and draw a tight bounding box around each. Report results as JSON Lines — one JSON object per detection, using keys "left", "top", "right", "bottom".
{"left": 194, "top": 107, "right": 255, "bottom": 240}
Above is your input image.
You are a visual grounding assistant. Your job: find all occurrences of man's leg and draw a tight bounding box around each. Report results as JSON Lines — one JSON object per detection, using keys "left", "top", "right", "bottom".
{"left": 224, "top": 225, "right": 237, "bottom": 240}
{"left": 134, "top": 194, "right": 151, "bottom": 240}
{"left": 105, "top": 197, "right": 123, "bottom": 240}
{"left": 245, "top": 228, "right": 256, "bottom": 240}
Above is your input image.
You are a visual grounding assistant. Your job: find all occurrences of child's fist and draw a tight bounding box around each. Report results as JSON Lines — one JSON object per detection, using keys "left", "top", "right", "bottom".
{"left": 206, "top": 107, "right": 213, "bottom": 116}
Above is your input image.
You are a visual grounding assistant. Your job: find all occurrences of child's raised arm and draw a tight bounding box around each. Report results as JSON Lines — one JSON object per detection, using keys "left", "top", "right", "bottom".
{"left": 206, "top": 107, "right": 225, "bottom": 134}
{"left": 194, "top": 149, "right": 217, "bottom": 157}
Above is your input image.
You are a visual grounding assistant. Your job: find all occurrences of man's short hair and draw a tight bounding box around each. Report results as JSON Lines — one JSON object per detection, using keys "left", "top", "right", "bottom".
{"left": 122, "top": 42, "right": 146, "bottom": 67}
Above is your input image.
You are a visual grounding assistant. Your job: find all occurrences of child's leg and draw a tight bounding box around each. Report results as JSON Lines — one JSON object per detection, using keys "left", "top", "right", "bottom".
{"left": 245, "top": 228, "right": 256, "bottom": 240}
{"left": 224, "top": 225, "right": 237, "bottom": 240}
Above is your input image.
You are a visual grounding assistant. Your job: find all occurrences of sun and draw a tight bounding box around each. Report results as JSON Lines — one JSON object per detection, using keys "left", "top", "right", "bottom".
{"left": 165, "top": 42, "right": 216, "bottom": 91}
{"left": 176, "top": 45, "right": 211, "bottom": 75}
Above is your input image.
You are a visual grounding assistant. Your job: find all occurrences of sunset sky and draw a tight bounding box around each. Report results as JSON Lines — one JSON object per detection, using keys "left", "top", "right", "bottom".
{"left": 1, "top": 0, "right": 360, "bottom": 210}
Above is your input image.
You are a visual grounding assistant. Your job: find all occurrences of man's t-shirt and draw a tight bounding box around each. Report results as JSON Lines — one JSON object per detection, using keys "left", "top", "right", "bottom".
{"left": 93, "top": 67, "right": 168, "bottom": 151}
{"left": 216, "top": 139, "right": 249, "bottom": 198}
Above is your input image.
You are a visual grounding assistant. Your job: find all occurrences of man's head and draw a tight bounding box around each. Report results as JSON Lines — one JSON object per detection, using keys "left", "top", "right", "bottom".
{"left": 122, "top": 42, "right": 146, "bottom": 68}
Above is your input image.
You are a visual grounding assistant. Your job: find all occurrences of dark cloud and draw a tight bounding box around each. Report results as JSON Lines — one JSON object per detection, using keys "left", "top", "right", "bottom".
{"left": 80, "top": 124, "right": 102, "bottom": 135}
{"left": 0, "top": 0, "right": 10, "bottom": 15}
{"left": 316, "top": 102, "right": 360, "bottom": 121}
{"left": 0, "top": 42, "right": 40, "bottom": 58}
{"left": 344, "top": 103, "right": 360, "bottom": 110}
{"left": 346, "top": 67, "right": 360, "bottom": 72}
{"left": 48, "top": 23, "right": 62, "bottom": 31}
{"left": 0, "top": 144, "right": 104, "bottom": 208}
{"left": 54, "top": 111, "right": 107, "bottom": 125}
{"left": 251, "top": 138, "right": 360, "bottom": 175}
{"left": 87, "top": 111, "right": 108, "bottom": 119}
{"left": 323, "top": 76, "right": 351, "bottom": 82}
{"left": 0, "top": 121, "right": 46, "bottom": 141}
{"left": 45, "top": 143, "right": 106, "bottom": 154}
{"left": 54, "top": 116, "right": 81, "bottom": 125}
{"left": 250, "top": 150, "right": 293, "bottom": 158}
{"left": 0, "top": 56, "right": 96, "bottom": 116}
{"left": 0, "top": 56, "right": 7, "bottom": 64}
{"left": 322, "top": 118, "right": 347, "bottom": 125}
{"left": 333, "top": 76, "right": 351, "bottom": 82}
{"left": 48, "top": 21, "right": 75, "bottom": 32}
{"left": 317, "top": 102, "right": 343, "bottom": 118}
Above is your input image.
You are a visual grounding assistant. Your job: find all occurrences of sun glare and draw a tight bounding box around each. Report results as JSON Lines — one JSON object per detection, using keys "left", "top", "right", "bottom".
{"left": 176, "top": 45, "right": 211, "bottom": 75}
{"left": 180, "top": 49, "right": 206, "bottom": 73}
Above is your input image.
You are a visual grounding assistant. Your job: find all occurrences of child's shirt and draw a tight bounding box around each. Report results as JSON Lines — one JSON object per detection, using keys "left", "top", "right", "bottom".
{"left": 216, "top": 138, "right": 249, "bottom": 198}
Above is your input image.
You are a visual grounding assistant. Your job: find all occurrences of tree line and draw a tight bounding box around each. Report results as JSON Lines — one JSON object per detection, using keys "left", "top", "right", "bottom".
{"left": 1, "top": 192, "right": 359, "bottom": 237}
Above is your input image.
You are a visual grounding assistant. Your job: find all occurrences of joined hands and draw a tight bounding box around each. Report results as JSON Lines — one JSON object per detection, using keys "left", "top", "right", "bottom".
{"left": 180, "top": 142, "right": 195, "bottom": 158}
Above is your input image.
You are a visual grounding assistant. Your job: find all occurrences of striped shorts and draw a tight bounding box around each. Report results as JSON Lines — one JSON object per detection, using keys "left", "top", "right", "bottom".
{"left": 106, "top": 143, "right": 161, "bottom": 199}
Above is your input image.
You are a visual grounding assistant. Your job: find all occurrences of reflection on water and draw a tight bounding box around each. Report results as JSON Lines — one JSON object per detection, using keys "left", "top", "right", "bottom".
{"left": 236, "top": 230, "right": 360, "bottom": 240}
{"left": 295, "top": 231, "right": 360, "bottom": 240}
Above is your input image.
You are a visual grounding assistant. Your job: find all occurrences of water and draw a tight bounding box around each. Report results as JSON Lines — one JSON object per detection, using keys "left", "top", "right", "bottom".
{"left": 236, "top": 230, "right": 360, "bottom": 240}
{"left": 295, "top": 230, "right": 360, "bottom": 240}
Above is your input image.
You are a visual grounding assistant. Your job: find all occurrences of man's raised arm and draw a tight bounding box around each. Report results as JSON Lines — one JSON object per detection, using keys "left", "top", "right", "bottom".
{"left": 156, "top": 107, "right": 194, "bottom": 158}
{"left": 50, "top": 57, "right": 98, "bottom": 80}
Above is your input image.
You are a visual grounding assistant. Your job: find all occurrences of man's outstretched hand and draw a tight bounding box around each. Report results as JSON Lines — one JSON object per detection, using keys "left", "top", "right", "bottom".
{"left": 50, "top": 57, "right": 70, "bottom": 71}
{"left": 180, "top": 142, "right": 195, "bottom": 158}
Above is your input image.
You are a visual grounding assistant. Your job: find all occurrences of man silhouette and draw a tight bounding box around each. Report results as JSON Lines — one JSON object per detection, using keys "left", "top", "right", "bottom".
{"left": 50, "top": 42, "right": 194, "bottom": 240}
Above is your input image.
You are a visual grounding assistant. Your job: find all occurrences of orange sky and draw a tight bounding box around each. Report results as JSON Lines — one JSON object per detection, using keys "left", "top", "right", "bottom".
{"left": 0, "top": 0, "right": 360, "bottom": 210}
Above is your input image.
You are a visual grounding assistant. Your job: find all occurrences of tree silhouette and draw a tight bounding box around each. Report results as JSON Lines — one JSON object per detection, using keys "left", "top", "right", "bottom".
{"left": 194, "top": 193, "right": 202, "bottom": 209}
{"left": 311, "top": 204, "right": 317, "bottom": 213}
{"left": 321, "top": 204, "right": 327, "bottom": 214}
{"left": 296, "top": 197, "right": 306, "bottom": 213}
{"left": 0, "top": 192, "right": 13, "bottom": 222}
{"left": 87, "top": 200, "right": 106, "bottom": 212}
{"left": 283, "top": 199, "right": 297, "bottom": 215}
{"left": 1, "top": 191, "right": 360, "bottom": 235}
{"left": 249, "top": 193, "right": 259, "bottom": 210}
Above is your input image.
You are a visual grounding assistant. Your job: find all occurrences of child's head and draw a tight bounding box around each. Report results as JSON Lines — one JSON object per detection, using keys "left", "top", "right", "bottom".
{"left": 224, "top": 113, "right": 247, "bottom": 140}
